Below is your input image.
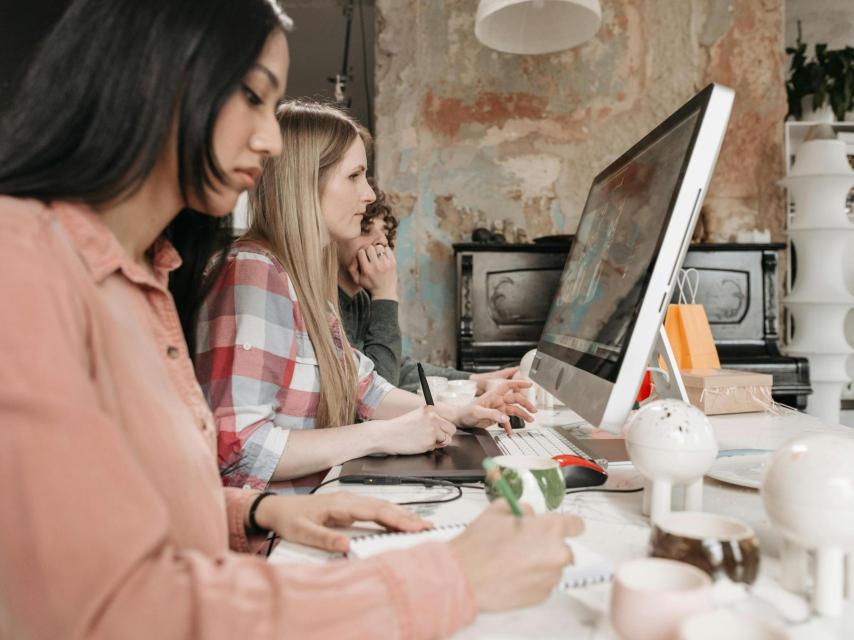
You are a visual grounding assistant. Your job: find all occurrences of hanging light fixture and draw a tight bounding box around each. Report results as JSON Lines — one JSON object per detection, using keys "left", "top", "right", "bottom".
{"left": 475, "top": 0, "right": 602, "bottom": 55}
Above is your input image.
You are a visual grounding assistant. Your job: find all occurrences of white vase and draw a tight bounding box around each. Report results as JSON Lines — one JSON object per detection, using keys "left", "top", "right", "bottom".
{"left": 800, "top": 95, "right": 835, "bottom": 123}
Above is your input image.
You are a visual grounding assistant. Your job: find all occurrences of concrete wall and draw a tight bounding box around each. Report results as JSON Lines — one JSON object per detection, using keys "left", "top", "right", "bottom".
{"left": 374, "top": 0, "right": 787, "bottom": 366}
{"left": 785, "top": 0, "right": 854, "bottom": 49}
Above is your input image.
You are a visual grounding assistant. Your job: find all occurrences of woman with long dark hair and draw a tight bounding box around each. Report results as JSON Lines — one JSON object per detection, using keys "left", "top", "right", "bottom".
{"left": 0, "top": 1, "right": 584, "bottom": 637}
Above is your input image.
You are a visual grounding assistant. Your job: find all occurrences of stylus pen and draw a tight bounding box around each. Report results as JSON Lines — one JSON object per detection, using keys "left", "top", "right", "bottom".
{"left": 482, "top": 458, "right": 524, "bottom": 517}
{"left": 417, "top": 362, "right": 434, "bottom": 405}
{"left": 419, "top": 361, "right": 480, "bottom": 434}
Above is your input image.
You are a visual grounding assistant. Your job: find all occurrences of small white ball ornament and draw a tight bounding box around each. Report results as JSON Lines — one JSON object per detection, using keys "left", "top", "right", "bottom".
{"left": 761, "top": 434, "right": 854, "bottom": 617}
{"left": 625, "top": 399, "right": 718, "bottom": 523}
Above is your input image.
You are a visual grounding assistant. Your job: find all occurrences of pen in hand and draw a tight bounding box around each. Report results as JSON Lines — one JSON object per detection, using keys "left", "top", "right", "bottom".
{"left": 419, "top": 362, "right": 483, "bottom": 434}
{"left": 483, "top": 457, "right": 524, "bottom": 517}
{"left": 417, "top": 362, "right": 434, "bottom": 405}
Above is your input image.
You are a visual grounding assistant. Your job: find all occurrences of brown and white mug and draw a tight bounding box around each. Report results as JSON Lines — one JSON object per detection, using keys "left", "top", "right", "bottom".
{"left": 649, "top": 511, "right": 760, "bottom": 585}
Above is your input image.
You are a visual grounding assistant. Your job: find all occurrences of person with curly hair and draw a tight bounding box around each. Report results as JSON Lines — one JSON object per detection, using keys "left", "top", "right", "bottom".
{"left": 337, "top": 180, "right": 519, "bottom": 392}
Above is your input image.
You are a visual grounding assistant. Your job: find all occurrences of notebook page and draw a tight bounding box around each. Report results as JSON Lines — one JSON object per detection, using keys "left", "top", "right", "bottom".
{"left": 347, "top": 525, "right": 612, "bottom": 590}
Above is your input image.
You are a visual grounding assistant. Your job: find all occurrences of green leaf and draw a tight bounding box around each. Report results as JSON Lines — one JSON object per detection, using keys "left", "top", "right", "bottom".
{"left": 785, "top": 33, "right": 854, "bottom": 120}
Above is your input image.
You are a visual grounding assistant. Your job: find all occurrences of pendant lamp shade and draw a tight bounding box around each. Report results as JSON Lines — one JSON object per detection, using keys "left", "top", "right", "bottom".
{"left": 475, "top": 0, "right": 602, "bottom": 55}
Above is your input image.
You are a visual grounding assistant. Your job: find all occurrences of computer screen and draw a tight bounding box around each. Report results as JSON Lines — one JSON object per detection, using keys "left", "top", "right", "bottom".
{"left": 538, "top": 109, "right": 701, "bottom": 382}
{"left": 531, "top": 84, "right": 733, "bottom": 432}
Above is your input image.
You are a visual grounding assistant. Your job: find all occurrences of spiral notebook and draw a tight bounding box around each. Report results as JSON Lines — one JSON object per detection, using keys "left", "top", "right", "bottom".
{"left": 347, "top": 523, "right": 613, "bottom": 590}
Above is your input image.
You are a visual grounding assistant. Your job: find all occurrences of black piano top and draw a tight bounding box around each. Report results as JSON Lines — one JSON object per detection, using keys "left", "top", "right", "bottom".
{"left": 453, "top": 242, "right": 570, "bottom": 253}
{"left": 453, "top": 241, "right": 786, "bottom": 253}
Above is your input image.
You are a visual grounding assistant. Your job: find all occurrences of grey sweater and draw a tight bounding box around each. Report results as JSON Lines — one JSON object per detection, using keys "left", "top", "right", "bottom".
{"left": 337, "top": 287, "right": 470, "bottom": 391}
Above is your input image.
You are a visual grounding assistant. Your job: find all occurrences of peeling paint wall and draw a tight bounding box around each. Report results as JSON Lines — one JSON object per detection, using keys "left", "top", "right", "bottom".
{"left": 374, "top": 0, "right": 786, "bottom": 366}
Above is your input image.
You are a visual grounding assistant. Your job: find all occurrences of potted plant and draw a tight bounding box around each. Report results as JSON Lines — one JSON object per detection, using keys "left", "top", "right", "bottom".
{"left": 786, "top": 22, "right": 854, "bottom": 122}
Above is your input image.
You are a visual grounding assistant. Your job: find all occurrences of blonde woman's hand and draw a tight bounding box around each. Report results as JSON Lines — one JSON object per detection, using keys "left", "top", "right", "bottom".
{"left": 253, "top": 492, "right": 432, "bottom": 553}
{"left": 449, "top": 500, "right": 585, "bottom": 612}
{"left": 370, "top": 406, "right": 457, "bottom": 454}
{"left": 350, "top": 243, "right": 398, "bottom": 300}
{"left": 438, "top": 380, "right": 536, "bottom": 435}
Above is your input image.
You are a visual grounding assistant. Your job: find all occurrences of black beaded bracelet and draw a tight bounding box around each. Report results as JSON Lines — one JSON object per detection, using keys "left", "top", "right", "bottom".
{"left": 247, "top": 491, "right": 275, "bottom": 535}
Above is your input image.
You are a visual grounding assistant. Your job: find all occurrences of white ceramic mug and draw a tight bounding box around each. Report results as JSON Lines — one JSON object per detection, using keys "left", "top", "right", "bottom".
{"left": 425, "top": 376, "right": 448, "bottom": 396}
{"left": 437, "top": 391, "right": 470, "bottom": 407}
{"left": 446, "top": 379, "right": 477, "bottom": 398}
{"left": 610, "top": 558, "right": 713, "bottom": 640}
{"left": 484, "top": 455, "right": 565, "bottom": 514}
{"left": 650, "top": 512, "right": 760, "bottom": 585}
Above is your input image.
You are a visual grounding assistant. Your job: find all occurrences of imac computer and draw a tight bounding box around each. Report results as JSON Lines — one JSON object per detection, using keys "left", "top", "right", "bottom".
{"left": 338, "top": 84, "right": 734, "bottom": 482}
{"left": 531, "top": 83, "right": 734, "bottom": 434}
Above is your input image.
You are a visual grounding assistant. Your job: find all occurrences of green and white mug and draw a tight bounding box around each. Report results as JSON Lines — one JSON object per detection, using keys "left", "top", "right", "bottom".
{"left": 484, "top": 455, "right": 565, "bottom": 514}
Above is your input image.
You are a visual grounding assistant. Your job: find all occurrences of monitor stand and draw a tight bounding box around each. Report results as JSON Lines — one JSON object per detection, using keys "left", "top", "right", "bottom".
{"left": 647, "top": 326, "right": 689, "bottom": 402}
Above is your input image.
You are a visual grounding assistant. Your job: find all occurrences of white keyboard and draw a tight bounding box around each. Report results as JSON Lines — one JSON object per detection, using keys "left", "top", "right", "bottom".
{"left": 493, "top": 426, "right": 590, "bottom": 459}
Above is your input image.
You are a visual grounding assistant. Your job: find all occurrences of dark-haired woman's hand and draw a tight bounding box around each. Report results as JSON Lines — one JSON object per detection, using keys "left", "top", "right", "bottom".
{"left": 450, "top": 500, "right": 584, "bottom": 612}
{"left": 252, "top": 492, "right": 432, "bottom": 553}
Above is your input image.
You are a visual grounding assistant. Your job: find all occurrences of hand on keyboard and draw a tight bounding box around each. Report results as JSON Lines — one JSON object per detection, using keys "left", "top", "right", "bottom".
{"left": 444, "top": 380, "right": 537, "bottom": 435}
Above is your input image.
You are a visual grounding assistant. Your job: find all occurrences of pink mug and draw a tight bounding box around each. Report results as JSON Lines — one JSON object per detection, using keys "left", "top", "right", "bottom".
{"left": 610, "top": 558, "right": 713, "bottom": 640}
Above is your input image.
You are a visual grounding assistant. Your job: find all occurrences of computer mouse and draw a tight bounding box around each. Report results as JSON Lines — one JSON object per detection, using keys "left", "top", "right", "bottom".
{"left": 552, "top": 454, "right": 608, "bottom": 489}
{"left": 508, "top": 415, "right": 526, "bottom": 429}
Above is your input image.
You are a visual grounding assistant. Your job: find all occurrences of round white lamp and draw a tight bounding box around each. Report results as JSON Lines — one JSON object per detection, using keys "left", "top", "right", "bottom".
{"left": 760, "top": 434, "right": 854, "bottom": 617}
{"left": 625, "top": 399, "right": 718, "bottom": 524}
{"left": 475, "top": 0, "right": 602, "bottom": 55}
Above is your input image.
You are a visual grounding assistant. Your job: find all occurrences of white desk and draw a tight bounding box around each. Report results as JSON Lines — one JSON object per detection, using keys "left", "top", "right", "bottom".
{"left": 270, "top": 409, "right": 854, "bottom": 639}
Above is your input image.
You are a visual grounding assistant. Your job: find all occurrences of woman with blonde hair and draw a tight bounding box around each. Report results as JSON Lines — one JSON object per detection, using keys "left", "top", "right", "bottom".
{"left": 195, "top": 100, "right": 536, "bottom": 490}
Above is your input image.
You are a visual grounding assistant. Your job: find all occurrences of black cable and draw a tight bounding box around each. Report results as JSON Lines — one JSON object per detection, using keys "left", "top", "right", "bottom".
{"left": 397, "top": 483, "right": 461, "bottom": 506}
{"left": 329, "top": 0, "right": 355, "bottom": 106}
{"left": 340, "top": 0, "right": 354, "bottom": 78}
{"left": 357, "top": 0, "right": 373, "bottom": 133}
{"left": 308, "top": 476, "right": 348, "bottom": 495}
{"left": 264, "top": 476, "right": 472, "bottom": 557}
{"left": 565, "top": 486, "right": 644, "bottom": 495}
{"left": 308, "top": 476, "right": 482, "bottom": 496}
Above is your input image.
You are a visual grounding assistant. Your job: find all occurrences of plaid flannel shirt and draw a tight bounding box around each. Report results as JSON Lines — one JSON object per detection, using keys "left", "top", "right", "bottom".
{"left": 195, "top": 241, "right": 393, "bottom": 491}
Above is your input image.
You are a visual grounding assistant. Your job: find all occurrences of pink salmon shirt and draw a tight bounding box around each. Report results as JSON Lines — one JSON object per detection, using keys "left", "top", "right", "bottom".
{"left": 0, "top": 197, "right": 475, "bottom": 640}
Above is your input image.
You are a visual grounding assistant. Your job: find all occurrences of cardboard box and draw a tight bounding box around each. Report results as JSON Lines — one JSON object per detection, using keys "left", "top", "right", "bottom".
{"left": 680, "top": 368, "right": 773, "bottom": 416}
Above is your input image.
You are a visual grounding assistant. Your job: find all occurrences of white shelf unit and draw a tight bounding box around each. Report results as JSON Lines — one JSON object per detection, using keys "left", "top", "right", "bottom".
{"left": 784, "top": 122, "right": 854, "bottom": 422}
